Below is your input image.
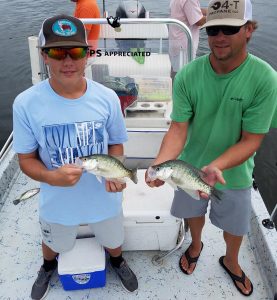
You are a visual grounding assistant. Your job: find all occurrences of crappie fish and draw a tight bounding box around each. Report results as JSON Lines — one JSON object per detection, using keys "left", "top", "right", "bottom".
{"left": 78, "top": 154, "right": 138, "bottom": 184}
{"left": 13, "top": 188, "right": 40, "bottom": 205}
{"left": 148, "top": 160, "right": 221, "bottom": 201}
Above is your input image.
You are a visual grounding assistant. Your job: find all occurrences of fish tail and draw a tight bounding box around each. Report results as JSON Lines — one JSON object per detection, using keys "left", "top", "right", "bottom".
{"left": 211, "top": 188, "right": 223, "bottom": 202}
{"left": 13, "top": 199, "right": 20, "bottom": 205}
{"left": 130, "top": 168, "right": 138, "bottom": 184}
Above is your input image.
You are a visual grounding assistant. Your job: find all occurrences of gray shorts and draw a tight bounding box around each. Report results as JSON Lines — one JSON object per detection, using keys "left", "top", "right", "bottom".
{"left": 39, "top": 212, "right": 124, "bottom": 253}
{"left": 170, "top": 188, "right": 251, "bottom": 236}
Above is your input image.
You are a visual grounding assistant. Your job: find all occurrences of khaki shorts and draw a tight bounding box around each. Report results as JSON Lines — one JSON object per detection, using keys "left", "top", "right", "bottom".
{"left": 170, "top": 188, "right": 251, "bottom": 236}
{"left": 39, "top": 212, "right": 124, "bottom": 253}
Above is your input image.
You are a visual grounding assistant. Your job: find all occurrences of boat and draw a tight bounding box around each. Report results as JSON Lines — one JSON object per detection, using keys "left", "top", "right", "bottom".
{"left": 0, "top": 2, "right": 276, "bottom": 299}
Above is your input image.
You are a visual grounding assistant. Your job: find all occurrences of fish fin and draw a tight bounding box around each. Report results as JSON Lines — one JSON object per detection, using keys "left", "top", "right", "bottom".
{"left": 167, "top": 179, "right": 179, "bottom": 191}
{"left": 107, "top": 178, "right": 127, "bottom": 184}
{"left": 147, "top": 166, "right": 157, "bottom": 181}
{"left": 96, "top": 175, "right": 102, "bottom": 183}
{"left": 198, "top": 169, "right": 208, "bottom": 178}
{"left": 74, "top": 157, "right": 83, "bottom": 167}
{"left": 165, "top": 168, "right": 174, "bottom": 179}
{"left": 130, "top": 168, "right": 138, "bottom": 184}
{"left": 182, "top": 188, "right": 200, "bottom": 200}
{"left": 110, "top": 155, "right": 126, "bottom": 164}
{"left": 211, "top": 188, "right": 223, "bottom": 202}
{"left": 13, "top": 199, "right": 20, "bottom": 205}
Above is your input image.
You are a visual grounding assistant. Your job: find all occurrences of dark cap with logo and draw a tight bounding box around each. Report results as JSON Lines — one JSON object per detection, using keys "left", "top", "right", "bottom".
{"left": 39, "top": 14, "right": 89, "bottom": 49}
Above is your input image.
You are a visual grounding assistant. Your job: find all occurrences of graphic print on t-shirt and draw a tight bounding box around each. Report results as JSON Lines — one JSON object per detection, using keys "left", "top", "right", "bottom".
{"left": 43, "top": 120, "right": 104, "bottom": 167}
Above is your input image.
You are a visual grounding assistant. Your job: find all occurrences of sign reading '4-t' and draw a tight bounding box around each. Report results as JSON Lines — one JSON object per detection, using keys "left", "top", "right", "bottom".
{"left": 212, "top": 1, "right": 240, "bottom": 11}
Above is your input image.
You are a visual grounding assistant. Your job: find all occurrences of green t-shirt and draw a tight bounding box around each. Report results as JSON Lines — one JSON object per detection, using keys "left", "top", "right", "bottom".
{"left": 171, "top": 54, "right": 277, "bottom": 190}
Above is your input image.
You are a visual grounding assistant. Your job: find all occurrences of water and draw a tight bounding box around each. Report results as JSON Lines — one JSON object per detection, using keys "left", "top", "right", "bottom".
{"left": 0, "top": 0, "right": 276, "bottom": 218}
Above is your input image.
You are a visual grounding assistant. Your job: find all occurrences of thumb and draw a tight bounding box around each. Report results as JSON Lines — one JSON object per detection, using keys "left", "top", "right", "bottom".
{"left": 215, "top": 169, "right": 226, "bottom": 185}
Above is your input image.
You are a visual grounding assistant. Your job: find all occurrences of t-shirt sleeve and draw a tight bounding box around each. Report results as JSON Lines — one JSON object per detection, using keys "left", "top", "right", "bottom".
{"left": 183, "top": 0, "right": 203, "bottom": 26}
{"left": 270, "top": 105, "right": 277, "bottom": 128}
{"left": 78, "top": 3, "right": 101, "bottom": 31}
{"left": 242, "top": 87, "right": 277, "bottom": 133}
{"left": 106, "top": 91, "right": 128, "bottom": 145}
{"left": 13, "top": 98, "right": 38, "bottom": 154}
{"left": 170, "top": 70, "right": 193, "bottom": 122}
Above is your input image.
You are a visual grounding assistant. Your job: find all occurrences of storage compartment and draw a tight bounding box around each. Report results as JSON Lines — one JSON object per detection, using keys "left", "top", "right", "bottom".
{"left": 122, "top": 169, "right": 181, "bottom": 251}
{"left": 124, "top": 129, "right": 167, "bottom": 169}
{"left": 58, "top": 238, "right": 106, "bottom": 290}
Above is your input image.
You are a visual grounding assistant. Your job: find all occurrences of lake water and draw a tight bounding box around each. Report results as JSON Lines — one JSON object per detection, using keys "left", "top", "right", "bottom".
{"left": 0, "top": 0, "right": 276, "bottom": 218}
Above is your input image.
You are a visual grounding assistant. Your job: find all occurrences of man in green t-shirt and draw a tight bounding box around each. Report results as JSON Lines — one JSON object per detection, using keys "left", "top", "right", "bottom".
{"left": 146, "top": 0, "right": 277, "bottom": 296}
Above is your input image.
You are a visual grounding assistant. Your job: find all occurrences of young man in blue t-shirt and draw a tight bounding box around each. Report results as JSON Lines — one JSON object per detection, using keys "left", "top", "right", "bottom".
{"left": 13, "top": 14, "right": 138, "bottom": 300}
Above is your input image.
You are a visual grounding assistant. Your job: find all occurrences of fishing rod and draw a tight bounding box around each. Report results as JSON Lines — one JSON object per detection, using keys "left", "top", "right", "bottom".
{"left": 102, "top": 0, "right": 106, "bottom": 16}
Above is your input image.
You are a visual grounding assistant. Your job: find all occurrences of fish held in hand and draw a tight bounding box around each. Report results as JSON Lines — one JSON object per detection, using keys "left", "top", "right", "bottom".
{"left": 78, "top": 154, "right": 138, "bottom": 184}
{"left": 13, "top": 188, "right": 40, "bottom": 205}
{"left": 148, "top": 160, "right": 222, "bottom": 201}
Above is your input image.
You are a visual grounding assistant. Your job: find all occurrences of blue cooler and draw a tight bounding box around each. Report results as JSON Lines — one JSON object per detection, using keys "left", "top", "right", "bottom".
{"left": 58, "top": 238, "right": 106, "bottom": 290}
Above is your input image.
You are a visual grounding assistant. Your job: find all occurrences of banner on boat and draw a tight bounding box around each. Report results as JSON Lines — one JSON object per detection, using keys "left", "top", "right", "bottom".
{"left": 89, "top": 49, "right": 151, "bottom": 58}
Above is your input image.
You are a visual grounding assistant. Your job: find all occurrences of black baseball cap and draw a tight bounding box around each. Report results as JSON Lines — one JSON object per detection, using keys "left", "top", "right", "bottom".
{"left": 39, "top": 14, "right": 89, "bottom": 49}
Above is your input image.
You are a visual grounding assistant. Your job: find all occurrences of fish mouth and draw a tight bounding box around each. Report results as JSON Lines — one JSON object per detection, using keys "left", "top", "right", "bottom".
{"left": 147, "top": 166, "right": 157, "bottom": 180}
{"left": 76, "top": 155, "right": 91, "bottom": 162}
{"left": 74, "top": 157, "right": 84, "bottom": 166}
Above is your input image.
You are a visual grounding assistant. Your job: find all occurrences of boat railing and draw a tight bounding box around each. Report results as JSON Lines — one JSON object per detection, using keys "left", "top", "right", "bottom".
{"left": 82, "top": 17, "right": 192, "bottom": 58}
{"left": 28, "top": 18, "right": 193, "bottom": 84}
{"left": 0, "top": 132, "right": 13, "bottom": 163}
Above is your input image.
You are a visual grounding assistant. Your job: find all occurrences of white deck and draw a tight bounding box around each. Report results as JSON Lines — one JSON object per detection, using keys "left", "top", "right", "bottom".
{"left": 0, "top": 161, "right": 273, "bottom": 300}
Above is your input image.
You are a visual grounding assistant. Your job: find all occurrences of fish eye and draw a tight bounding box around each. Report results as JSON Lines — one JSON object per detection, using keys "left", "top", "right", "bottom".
{"left": 156, "top": 167, "right": 160, "bottom": 171}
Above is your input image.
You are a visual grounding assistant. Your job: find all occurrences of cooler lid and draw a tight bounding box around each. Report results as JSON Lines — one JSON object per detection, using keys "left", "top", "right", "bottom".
{"left": 123, "top": 169, "right": 175, "bottom": 216}
{"left": 58, "top": 238, "right": 105, "bottom": 275}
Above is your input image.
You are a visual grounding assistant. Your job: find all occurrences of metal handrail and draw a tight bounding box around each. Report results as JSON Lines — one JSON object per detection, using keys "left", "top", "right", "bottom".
{"left": 0, "top": 132, "right": 13, "bottom": 163}
{"left": 80, "top": 17, "right": 193, "bottom": 62}
{"left": 151, "top": 219, "right": 185, "bottom": 265}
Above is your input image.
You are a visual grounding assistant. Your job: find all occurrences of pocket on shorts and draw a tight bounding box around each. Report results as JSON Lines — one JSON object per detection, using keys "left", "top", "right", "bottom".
{"left": 40, "top": 220, "right": 53, "bottom": 244}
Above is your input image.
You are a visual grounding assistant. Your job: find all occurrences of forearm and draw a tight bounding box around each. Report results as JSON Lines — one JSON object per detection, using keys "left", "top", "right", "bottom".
{"left": 201, "top": 8, "right": 207, "bottom": 16}
{"left": 209, "top": 133, "right": 265, "bottom": 171}
{"left": 195, "top": 8, "right": 207, "bottom": 26}
{"left": 19, "top": 156, "right": 54, "bottom": 184}
{"left": 195, "top": 16, "right": 206, "bottom": 26}
{"left": 18, "top": 152, "right": 83, "bottom": 187}
{"left": 108, "top": 144, "right": 124, "bottom": 156}
{"left": 154, "top": 121, "right": 188, "bottom": 165}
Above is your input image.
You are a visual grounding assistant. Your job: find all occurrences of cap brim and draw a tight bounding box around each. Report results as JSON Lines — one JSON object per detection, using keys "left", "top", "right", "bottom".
{"left": 201, "top": 19, "right": 248, "bottom": 29}
{"left": 40, "top": 41, "right": 89, "bottom": 49}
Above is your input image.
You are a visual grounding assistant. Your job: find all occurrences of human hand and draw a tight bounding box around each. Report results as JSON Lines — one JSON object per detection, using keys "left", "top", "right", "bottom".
{"left": 145, "top": 168, "right": 165, "bottom": 188}
{"left": 48, "top": 164, "right": 83, "bottom": 187}
{"left": 105, "top": 180, "right": 126, "bottom": 193}
{"left": 199, "top": 165, "right": 226, "bottom": 199}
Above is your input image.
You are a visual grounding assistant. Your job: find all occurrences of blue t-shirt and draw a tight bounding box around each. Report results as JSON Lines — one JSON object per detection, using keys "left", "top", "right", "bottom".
{"left": 13, "top": 79, "right": 128, "bottom": 225}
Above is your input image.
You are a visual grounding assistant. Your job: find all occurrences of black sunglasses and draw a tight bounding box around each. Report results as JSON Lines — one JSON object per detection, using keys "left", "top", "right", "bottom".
{"left": 206, "top": 26, "right": 242, "bottom": 36}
